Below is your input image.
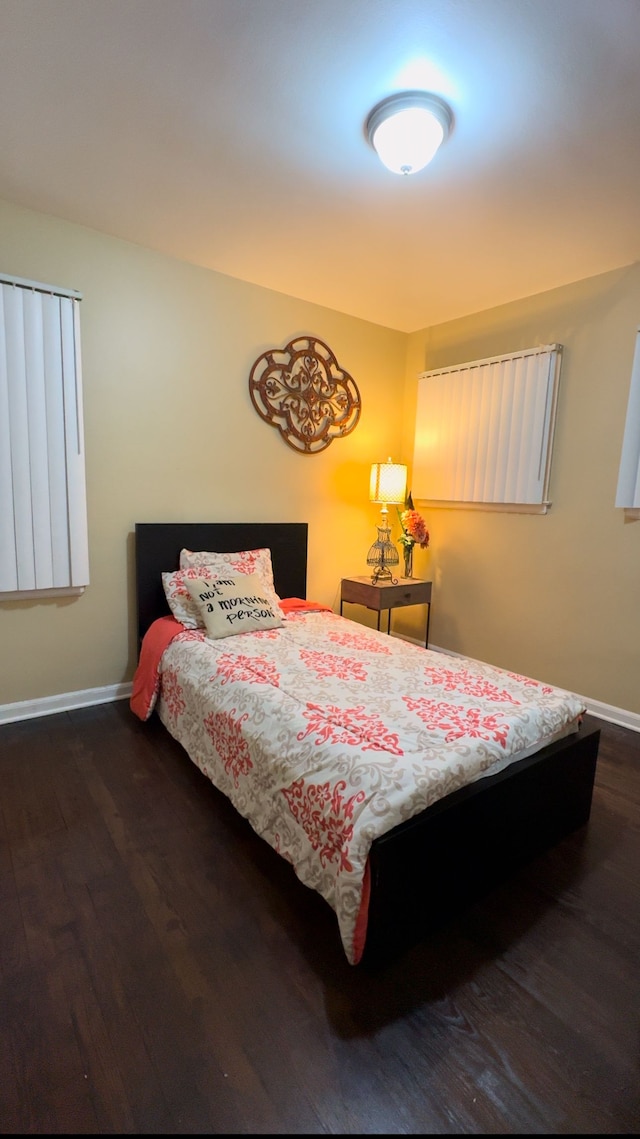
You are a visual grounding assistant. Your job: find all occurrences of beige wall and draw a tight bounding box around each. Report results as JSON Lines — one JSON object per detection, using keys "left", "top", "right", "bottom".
{"left": 399, "top": 263, "right": 640, "bottom": 717}
{"left": 1, "top": 197, "right": 638, "bottom": 719}
{"left": 0, "top": 198, "right": 406, "bottom": 706}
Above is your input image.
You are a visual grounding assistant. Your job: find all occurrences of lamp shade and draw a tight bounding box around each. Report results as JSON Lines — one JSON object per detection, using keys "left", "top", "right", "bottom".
{"left": 366, "top": 91, "right": 453, "bottom": 176}
{"left": 369, "top": 458, "right": 407, "bottom": 505}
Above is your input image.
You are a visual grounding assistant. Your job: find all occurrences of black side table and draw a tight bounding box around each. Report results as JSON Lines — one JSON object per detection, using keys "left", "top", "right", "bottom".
{"left": 339, "top": 575, "right": 433, "bottom": 648}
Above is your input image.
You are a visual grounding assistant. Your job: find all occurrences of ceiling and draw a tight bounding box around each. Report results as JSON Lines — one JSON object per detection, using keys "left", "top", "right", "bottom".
{"left": 1, "top": 0, "right": 639, "bottom": 333}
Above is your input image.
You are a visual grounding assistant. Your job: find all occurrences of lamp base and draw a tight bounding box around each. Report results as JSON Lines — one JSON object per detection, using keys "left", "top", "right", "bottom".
{"left": 366, "top": 513, "right": 400, "bottom": 586}
{"left": 370, "top": 565, "right": 397, "bottom": 585}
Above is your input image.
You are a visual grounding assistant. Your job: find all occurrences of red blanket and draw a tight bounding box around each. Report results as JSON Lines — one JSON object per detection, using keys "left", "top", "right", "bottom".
{"left": 130, "top": 615, "right": 186, "bottom": 720}
{"left": 279, "top": 597, "right": 332, "bottom": 614}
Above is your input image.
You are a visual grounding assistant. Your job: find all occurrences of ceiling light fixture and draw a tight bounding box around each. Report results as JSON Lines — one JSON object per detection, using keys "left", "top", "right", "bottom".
{"left": 365, "top": 90, "right": 453, "bottom": 176}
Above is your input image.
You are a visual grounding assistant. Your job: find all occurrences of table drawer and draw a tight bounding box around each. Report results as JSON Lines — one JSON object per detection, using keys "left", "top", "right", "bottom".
{"left": 340, "top": 577, "right": 432, "bottom": 610}
{"left": 381, "top": 581, "right": 432, "bottom": 608}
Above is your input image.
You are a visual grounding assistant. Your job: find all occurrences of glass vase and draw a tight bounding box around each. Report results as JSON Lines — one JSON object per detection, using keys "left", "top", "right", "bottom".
{"left": 402, "top": 543, "right": 414, "bottom": 578}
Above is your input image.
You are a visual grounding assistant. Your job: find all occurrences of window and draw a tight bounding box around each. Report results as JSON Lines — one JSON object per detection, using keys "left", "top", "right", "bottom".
{"left": 615, "top": 328, "right": 640, "bottom": 512}
{"left": 412, "top": 344, "right": 562, "bottom": 513}
{"left": 0, "top": 273, "right": 89, "bottom": 597}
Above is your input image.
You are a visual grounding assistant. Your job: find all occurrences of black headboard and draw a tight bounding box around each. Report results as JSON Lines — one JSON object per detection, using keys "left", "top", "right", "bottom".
{"left": 135, "top": 522, "right": 308, "bottom": 645}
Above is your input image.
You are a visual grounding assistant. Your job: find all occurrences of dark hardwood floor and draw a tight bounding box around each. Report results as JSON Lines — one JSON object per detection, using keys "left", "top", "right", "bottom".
{"left": 0, "top": 704, "right": 638, "bottom": 1134}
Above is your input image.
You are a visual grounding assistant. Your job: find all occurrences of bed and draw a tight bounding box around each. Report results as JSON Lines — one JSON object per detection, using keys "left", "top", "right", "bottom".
{"left": 132, "top": 521, "right": 600, "bottom": 967}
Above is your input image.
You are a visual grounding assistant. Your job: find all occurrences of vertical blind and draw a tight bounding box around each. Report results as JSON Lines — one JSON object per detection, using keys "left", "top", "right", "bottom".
{"left": 412, "top": 344, "right": 562, "bottom": 510}
{"left": 615, "top": 328, "right": 640, "bottom": 509}
{"left": 0, "top": 274, "right": 89, "bottom": 593}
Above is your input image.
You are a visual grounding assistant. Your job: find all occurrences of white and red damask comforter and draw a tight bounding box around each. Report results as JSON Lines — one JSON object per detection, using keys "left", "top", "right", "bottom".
{"left": 131, "top": 605, "right": 585, "bottom": 965}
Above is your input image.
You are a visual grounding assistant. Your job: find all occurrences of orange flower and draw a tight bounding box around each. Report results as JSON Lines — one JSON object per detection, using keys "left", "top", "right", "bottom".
{"left": 397, "top": 492, "right": 430, "bottom": 548}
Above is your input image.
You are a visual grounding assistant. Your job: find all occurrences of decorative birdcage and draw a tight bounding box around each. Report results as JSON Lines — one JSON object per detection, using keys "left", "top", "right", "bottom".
{"left": 366, "top": 519, "right": 399, "bottom": 584}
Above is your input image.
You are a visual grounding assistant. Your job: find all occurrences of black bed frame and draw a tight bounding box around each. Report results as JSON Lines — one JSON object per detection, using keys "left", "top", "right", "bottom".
{"left": 134, "top": 521, "right": 601, "bottom": 967}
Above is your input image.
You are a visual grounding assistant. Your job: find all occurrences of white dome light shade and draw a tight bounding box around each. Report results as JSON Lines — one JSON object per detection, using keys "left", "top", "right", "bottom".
{"left": 373, "top": 106, "right": 443, "bottom": 174}
{"left": 366, "top": 91, "right": 453, "bottom": 176}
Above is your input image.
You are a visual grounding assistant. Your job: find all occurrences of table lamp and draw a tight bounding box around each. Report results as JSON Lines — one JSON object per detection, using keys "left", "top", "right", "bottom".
{"left": 367, "top": 457, "right": 407, "bottom": 583}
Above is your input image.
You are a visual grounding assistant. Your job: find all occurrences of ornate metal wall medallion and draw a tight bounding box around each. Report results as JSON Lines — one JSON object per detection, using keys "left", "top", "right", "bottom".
{"left": 248, "top": 335, "right": 362, "bottom": 454}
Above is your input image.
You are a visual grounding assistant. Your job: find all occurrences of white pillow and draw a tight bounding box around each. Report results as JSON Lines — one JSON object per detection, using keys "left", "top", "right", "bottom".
{"left": 179, "top": 547, "right": 285, "bottom": 617}
{"left": 184, "top": 573, "right": 285, "bottom": 639}
{"left": 162, "top": 566, "right": 224, "bottom": 628}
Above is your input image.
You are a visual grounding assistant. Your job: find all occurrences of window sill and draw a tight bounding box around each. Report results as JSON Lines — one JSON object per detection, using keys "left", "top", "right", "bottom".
{"left": 0, "top": 586, "right": 86, "bottom": 601}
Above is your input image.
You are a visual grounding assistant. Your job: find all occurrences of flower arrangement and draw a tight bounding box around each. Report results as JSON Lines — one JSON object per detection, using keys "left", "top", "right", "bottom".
{"left": 397, "top": 492, "right": 430, "bottom": 550}
{"left": 396, "top": 492, "right": 429, "bottom": 577}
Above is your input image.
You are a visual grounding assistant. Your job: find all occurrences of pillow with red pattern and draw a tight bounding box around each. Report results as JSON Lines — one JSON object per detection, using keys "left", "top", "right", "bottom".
{"left": 179, "top": 546, "right": 276, "bottom": 591}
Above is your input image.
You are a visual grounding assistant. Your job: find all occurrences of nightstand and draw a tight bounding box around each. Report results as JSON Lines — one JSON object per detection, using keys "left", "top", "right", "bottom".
{"left": 340, "top": 575, "right": 433, "bottom": 648}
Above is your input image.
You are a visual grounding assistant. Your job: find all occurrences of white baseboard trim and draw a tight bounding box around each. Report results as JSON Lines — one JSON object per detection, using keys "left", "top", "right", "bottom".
{"left": 1, "top": 652, "right": 638, "bottom": 736}
{"left": 577, "top": 698, "right": 640, "bottom": 732}
{"left": 0, "top": 682, "right": 133, "bottom": 726}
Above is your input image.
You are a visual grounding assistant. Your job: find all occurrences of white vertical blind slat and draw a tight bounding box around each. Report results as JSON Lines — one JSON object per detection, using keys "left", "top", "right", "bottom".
{"left": 5, "top": 286, "right": 35, "bottom": 589}
{"left": 43, "top": 294, "right": 71, "bottom": 586}
{"left": 463, "top": 367, "right": 477, "bottom": 499}
{"left": 431, "top": 375, "right": 446, "bottom": 500}
{"left": 476, "top": 364, "right": 496, "bottom": 498}
{"left": 528, "top": 353, "right": 553, "bottom": 501}
{"left": 475, "top": 363, "right": 493, "bottom": 501}
{"left": 0, "top": 292, "right": 17, "bottom": 590}
{"left": 24, "top": 290, "right": 55, "bottom": 588}
{"left": 616, "top": 330, "right": 640, "bottom": 509}
{"left": 64, "top": 300, "right": 89, "bottom": 585}
{"left": 501, "top": 358, "right": 520, "bottom": 501}
{"left": 530, "top": 352, "right": 555, "bottom": 499}
{"left": 491, "top": 364, "right": 511, "bottom": 501}
{"left": 457, "top": 368, "right": 470, "bottom": 498}
{"left": 441, "top": 374, "right": 456, "bottom": 500}
{"left": 515, "top": 356, "right": 537, "bottom": 502}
